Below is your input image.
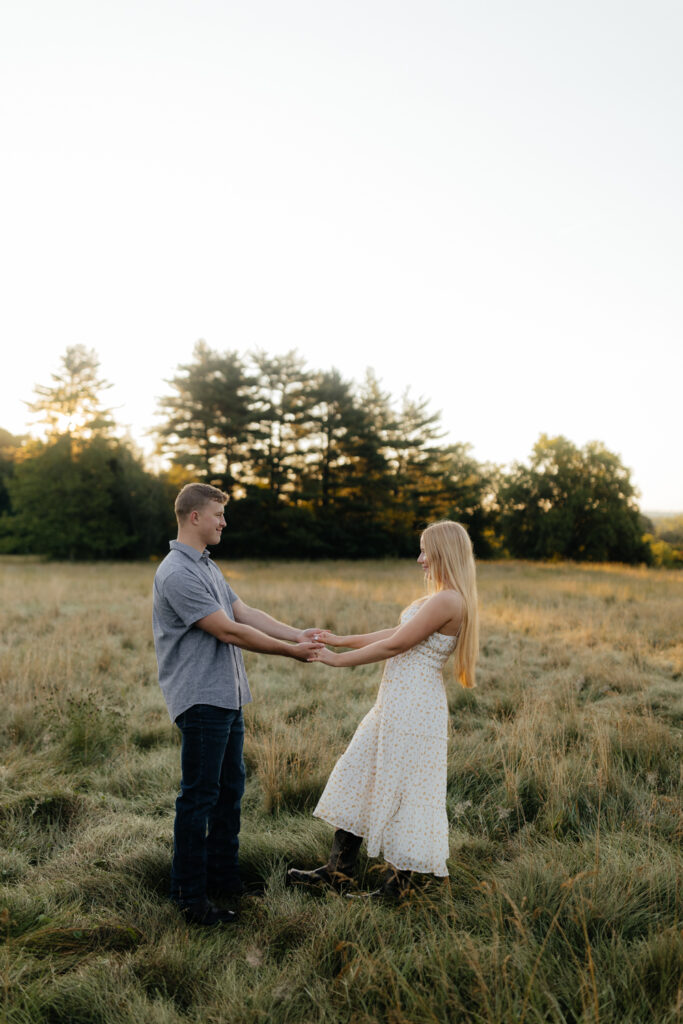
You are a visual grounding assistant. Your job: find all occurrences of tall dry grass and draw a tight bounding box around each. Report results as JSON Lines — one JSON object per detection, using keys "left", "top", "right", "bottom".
{"left": 0, "top": 555, "right": 681, "bottom": 1023}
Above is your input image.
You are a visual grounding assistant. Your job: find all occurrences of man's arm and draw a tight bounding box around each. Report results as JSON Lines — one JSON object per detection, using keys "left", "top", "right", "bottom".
{"left": 231, "top": 599, "right": 319, "bottom": 643}
{"left": 196, "top": 609, "right": 320, "bottom": 662}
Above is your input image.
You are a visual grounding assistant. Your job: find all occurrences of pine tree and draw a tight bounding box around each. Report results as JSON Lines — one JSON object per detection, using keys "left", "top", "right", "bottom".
{"left": 156, "top": 342, "right": 256, "bottom": 496}
{"left": 246, "top": 350, "right": 315, "bottom": 501}
{"left": 26, "top": 345, "right": 114, "bottom": 444}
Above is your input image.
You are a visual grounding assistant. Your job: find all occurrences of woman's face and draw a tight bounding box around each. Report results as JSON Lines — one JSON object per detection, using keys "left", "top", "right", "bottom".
{"left": 417, "top": 538, "right": 430, "bottom": 577}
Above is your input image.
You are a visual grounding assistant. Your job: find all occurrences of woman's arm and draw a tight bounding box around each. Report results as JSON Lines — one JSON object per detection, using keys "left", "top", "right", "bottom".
{"left": 318, "top": 627, "right": 399, "bottom": 649}
{"left": 311, "top": 592, "right": 462, "bottom": 667}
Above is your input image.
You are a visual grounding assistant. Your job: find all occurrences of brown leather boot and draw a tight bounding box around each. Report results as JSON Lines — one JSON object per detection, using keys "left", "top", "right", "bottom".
{"left": 287, "top": 829, "right": 362, "bottom": 892}
{"left": 379, "top": 867, "right": 413, "bottom": 899}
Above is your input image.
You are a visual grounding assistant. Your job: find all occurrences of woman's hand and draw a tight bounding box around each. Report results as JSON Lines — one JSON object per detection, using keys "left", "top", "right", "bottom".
{"left": 307, "top": 646, "right": 343, "bottom": 666}
{"left": 298, "top": 626, "right": 325, "bottom": 642}
{"left": 317, "top": 630, "right": 347, "bottom": 647}
{"left": 289, "top": 640, "right": 324, "bottom": 662}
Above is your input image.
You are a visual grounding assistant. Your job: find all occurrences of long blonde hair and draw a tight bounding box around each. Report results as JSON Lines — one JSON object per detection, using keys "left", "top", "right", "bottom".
{"left": 421, "top": 520, "right": 479, "bottom": 689}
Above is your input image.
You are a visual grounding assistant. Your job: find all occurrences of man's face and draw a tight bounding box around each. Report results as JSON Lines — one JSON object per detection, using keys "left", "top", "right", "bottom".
{"left": 193, "top": 500, "right": 227, "bottom": 546}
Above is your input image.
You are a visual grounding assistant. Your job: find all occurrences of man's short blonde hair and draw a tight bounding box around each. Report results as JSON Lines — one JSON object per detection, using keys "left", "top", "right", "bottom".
{"left": 174, "top": 483, "right": 228, "bottom": 522}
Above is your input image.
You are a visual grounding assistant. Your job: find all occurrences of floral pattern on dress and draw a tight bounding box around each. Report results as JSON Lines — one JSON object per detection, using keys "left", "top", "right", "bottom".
{"left": 313, "top": 602, "right": 457, "bottom": 876}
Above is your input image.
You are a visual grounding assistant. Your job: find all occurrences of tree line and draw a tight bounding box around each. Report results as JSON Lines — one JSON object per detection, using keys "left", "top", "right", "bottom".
{"left": 0, "top": 344, "right": 672, "bottom": 565}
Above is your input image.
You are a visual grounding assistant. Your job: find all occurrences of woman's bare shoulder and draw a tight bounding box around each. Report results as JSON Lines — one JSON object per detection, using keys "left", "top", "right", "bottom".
{"left": 428, "top": 589, "right": 464, "bottom": 612}
{"left": 413, "top": 591, "right": 464, "bottom": 620}
{"left": 430, "top": 590, "right": 464, "bottom": 626}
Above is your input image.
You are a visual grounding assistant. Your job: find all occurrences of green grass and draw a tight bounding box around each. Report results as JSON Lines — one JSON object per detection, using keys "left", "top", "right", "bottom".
{"left": 0, "top": 557, "right": 681, "bottom": 1023}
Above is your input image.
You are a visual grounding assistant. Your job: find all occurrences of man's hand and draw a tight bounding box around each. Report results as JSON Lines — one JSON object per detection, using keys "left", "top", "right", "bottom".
{"left": 289, "top": 640, "right": 324, "bottom": 661}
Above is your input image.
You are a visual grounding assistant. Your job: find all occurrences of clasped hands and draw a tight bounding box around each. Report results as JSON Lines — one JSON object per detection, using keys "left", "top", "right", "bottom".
{"left": 302, "top": 629, "right": 346, "bottom": 667}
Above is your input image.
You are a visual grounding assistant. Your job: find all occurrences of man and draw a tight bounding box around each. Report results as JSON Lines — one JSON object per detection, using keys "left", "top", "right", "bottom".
{"left": 153, "top": 482, "right": 321, "bottom": 926}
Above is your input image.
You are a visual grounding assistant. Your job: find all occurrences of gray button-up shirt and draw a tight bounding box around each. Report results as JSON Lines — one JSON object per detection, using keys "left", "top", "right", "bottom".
{"left": 153, "top": 540, "right": 252, "bottom": 722}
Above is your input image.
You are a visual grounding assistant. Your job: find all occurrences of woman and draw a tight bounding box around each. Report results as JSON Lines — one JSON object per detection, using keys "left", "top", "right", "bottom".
{"left": 288, "top": 520, "right": 479, "bottom": 898}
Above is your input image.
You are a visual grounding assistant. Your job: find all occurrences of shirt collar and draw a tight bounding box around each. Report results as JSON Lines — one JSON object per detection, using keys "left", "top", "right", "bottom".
{"left": 169, "top": 540, "right": 212, "bottom": 564}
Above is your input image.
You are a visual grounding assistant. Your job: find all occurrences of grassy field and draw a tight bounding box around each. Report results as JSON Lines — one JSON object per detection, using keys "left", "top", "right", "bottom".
{"left": 0, "top": 556, "right": 681, "bottom": 1024}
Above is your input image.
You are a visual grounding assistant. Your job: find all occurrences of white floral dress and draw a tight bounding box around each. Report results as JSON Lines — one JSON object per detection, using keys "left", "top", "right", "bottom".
{"left": 313, "top": 602, "right": 457, "bottom": 876}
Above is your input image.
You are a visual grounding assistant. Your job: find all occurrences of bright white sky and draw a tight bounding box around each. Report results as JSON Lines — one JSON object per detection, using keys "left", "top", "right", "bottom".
{"left": 2, "top": 0, "right": 682, "bottom": 510}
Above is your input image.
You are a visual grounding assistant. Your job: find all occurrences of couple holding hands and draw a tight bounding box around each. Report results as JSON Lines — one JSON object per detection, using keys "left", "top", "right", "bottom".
{"left": 153, "top": 483, "right": 478, "bottom": 926}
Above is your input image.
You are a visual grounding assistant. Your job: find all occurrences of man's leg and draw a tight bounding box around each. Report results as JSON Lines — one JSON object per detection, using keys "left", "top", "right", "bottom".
{"left": 171, "top": 704, "right": 234, "bottom": 905}
{"left": 206, "top": 708, "right": 246, "bottom": 894}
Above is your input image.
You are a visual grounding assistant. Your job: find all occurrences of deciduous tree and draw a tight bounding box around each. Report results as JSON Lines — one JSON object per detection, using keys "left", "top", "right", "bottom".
{"left": 7, "top": 436, "right": 172, "bottom": 559}
{"left": 498, "top": 435, "right": 652, "bottom": 564}
{"left": 0, "top": 428, "right": 24, "bottom": 519}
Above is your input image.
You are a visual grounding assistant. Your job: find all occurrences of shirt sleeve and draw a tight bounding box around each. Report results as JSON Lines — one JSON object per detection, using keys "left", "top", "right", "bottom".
{"left": 162, "top": 569, "right": 222, "bottom": 627}
{"left": 226, "top": 582, "right": 239, "bottom": 604}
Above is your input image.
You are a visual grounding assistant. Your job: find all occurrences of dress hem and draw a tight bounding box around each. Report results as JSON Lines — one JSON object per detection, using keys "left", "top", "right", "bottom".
{"left": 313, "top": 811, "right": 449, "bottom": 877}
{"left": 312, "top": 811, "right": 365, "bottom": 843}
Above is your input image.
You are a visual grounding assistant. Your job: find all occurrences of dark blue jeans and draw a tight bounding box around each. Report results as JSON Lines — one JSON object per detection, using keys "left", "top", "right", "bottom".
{"left": 171, "top": 704, "right": 245, "bottom": 904}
